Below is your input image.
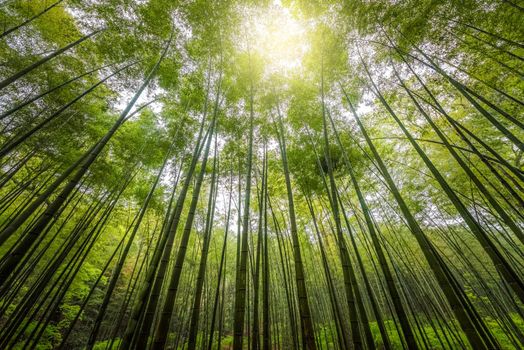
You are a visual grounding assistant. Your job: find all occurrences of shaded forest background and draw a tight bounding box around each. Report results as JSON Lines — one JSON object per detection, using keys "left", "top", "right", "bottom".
{"left": 0, "top": 0, "right": 523, "bottom": 349}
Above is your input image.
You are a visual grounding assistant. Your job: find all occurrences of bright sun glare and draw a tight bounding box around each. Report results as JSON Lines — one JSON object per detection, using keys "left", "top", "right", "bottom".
{"left": 238, "top": 1, "right": 309, "bottom": 75}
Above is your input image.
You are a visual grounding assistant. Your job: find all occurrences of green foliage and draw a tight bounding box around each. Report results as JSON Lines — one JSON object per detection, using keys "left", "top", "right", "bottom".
{"left": 0, "top": 0, "right": 522, "bottom": 349}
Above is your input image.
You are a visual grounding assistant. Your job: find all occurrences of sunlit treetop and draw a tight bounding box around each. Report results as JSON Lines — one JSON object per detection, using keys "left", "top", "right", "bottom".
{"left": 234, "top": 1, "right": 311, "bottom": 78}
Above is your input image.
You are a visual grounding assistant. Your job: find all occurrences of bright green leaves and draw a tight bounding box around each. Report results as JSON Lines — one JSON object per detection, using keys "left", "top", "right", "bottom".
{"left": 137, "top": 0, "right": 176, "bottom": 37}
{"left": 304, "top": 22, "right": 348, "bottom": 85}
{"left": 24, "top": 1, "right": 79, "bottom": 46}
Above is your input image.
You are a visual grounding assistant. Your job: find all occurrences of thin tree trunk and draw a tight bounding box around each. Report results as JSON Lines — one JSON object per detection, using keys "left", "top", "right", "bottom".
{"left": 232, "top": 80, "right": 255, "bottom": 350}
{"left": 274, "top": 105, "right": 317, "bottom": 350}
{"left": 151, "top": 93, "right": 218, "bottom": 350}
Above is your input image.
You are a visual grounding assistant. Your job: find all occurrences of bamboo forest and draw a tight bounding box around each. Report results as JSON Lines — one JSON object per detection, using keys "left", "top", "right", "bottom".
{"left": 1, "top": 0, "right": 524, "bottom": 349}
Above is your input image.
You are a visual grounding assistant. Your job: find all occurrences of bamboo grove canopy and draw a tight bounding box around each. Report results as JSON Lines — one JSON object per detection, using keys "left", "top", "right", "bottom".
{"left": 0, "top": 0, "right": 523, "bottom": 349}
